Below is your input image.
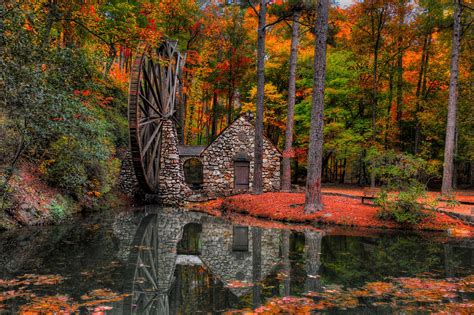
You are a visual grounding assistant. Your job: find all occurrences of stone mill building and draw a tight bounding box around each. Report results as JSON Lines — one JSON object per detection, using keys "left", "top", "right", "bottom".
{"left": 179, "top": 115, "right": 282, "bottom": 198}
{"left": 121, "top": 114, "right": 282, "bottom": 203}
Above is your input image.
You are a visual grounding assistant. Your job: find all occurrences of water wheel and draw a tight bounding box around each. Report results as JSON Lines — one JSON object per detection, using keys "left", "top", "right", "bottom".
{"left": 128, "top": 41, "right": 185, "bottom": 193}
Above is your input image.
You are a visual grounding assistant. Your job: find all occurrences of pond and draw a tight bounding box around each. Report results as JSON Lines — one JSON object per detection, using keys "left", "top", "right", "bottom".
{"left": 0, "top": 207, "right": 472, "bottom": 314}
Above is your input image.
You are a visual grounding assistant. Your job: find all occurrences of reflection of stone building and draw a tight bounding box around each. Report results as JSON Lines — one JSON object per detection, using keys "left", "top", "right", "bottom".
{"left": 132, "top": 208, "right": 283, "bottom": 297}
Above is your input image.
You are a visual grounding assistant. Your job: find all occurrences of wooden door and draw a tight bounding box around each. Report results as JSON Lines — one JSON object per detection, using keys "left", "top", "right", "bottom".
{"left": 234, "top": 161, "right": 250, "bottom": 190}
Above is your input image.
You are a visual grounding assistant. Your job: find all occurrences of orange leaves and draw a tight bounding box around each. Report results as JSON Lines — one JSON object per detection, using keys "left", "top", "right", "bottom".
{"left": 0, "top": 273, "right": 128, "bottom": 314}
{"left": 226, "top": 280, "right": 253, "bottom": 289}
{"left": 23, "top": 22, "right": 33, "bottom": 32}
{"left": 219, "top": 191, "right": 474, "bottom": 234}
{"left": 0, "top": 274, "right": 64, "bottom": 288}
{"left": 227, "top": 275, "right": 474, "bottom": 314}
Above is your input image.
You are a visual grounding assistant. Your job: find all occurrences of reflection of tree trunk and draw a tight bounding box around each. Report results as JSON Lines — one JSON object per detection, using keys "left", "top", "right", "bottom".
{"left": 444, "top": 244, "right": 454, "bottom": 278}
{"left": 304, "top": 231, "right": 322, "bottom": 293}
{"left": 442, "top": 0, "right": 462, "bottom": 194}
{"left": 280, "top": 230, "right": 291, "bottom": 296}
{"left": 252, "top": 228, "right": 262, "bottom": 308}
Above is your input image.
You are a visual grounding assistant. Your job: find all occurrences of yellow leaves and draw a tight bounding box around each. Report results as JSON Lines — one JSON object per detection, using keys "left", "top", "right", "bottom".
{"left": 226, "top": 280, "right": 253, "bottom": 289}
{"left": 38, "top": 159, "right": 55, "bottom": 174}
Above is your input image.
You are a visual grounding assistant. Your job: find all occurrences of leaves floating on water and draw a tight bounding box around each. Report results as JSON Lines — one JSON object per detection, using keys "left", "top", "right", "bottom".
{"left": 0, "top": 274, "right": 64, "bottom": 287}
{"left": 0, "top": 274, "right": 129, "bottom": 313}
{"left": 226, "top": 275, "right": 474, "bottom": 314}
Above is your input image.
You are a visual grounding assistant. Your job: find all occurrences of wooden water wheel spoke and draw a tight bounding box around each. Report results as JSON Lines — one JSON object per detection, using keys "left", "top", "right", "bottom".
{"left": 141, "top": 121, "right": 162, "bottom": 155}
{"left": 142, "top": 66, "right": 161, "bottom": 111}
{"left": 138, "top": 256, "right": 159, "bottom": 290}
{"left": 129, "top": 40, "right": 184, "bottom": 193}
{"left": 139, "top": 93, "right": 162, "bottom": 117}
{"left": 149, "top": 58, "right": 164, "bottom": 111}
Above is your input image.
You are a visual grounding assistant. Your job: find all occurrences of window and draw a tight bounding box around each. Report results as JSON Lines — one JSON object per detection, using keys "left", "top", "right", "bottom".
{"left": 183, "top": 158, "right": 203, "bottom": 189}
{"left": 232, "top": 226, "right": 249, "bottom": 252}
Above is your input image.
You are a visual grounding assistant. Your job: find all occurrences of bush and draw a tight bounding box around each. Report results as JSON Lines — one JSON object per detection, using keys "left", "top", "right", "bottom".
{"left": 369, "top": 151, "right": 439, "bottom": 225}
{"left": 48, "top": 195, "right": 75, "bottom": 223}
{"left": 375, "top": 184, "right": 432, "bottom": 225}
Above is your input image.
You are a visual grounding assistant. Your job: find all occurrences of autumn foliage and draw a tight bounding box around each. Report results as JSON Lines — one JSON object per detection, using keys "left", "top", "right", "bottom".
{"left": 192, "top": 192, "right": 474, "bottom": 235}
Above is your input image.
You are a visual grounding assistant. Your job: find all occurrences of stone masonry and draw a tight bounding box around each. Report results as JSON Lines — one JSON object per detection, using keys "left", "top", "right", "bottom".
{"left": 120, "top": 115, "right": 281, "bottom": 202}
{"left": 119, "top": 119, "right": 190, "bottom": 205}
{"left": 201, "top": 116, "right": 281, "bottom": 197}
{"left": 155, "top": 119, "right": 191, "bottom": 206}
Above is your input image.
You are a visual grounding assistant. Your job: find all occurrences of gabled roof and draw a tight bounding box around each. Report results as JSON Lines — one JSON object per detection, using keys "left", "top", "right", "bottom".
{"left": 200, "top": 114, "right": 282, "bottom": 157}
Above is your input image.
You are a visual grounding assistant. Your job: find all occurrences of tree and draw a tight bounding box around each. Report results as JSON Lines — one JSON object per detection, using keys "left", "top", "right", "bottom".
{"left": 441, "top": 0, "right": 462, "bottom": 195}
{"left": 282, "top": 10, "right": 301, "bottom": 191}
{"left": 304, "top": 0, "right": 329, "bottom": 213}
{"left": 252, "top": 0, "right": 267, "bottom": 194}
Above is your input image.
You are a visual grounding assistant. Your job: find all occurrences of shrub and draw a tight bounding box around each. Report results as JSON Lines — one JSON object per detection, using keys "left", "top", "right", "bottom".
{"left": 48, "top": 195, "right": 75, "bottom": 223}
{"left": 375, "top": 184, "right": 432, "bottom": 225}
{"left": 369, "top": 151, "right": 439, "bottom": 225}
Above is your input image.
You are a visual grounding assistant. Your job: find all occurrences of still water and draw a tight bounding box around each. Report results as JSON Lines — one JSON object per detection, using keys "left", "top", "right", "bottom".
{"left": 0, "top": 207, "right": 472, "bottom": 314}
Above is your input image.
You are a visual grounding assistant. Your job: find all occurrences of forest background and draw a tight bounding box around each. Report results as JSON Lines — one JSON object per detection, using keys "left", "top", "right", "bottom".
{"left": 1, "top": 0, "right": 472, "bottom": 223}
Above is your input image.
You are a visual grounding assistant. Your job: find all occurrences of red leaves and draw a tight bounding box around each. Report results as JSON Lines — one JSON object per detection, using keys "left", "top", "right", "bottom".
{"left": 218, "top": 192, "right": 474, "bottom": 235}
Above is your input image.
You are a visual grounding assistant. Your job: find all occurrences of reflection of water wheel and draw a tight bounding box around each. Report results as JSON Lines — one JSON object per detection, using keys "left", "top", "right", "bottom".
{"left": 123, "top": 214, "right": 168, "bottom": 314}
{"left": 128, "top": 41, "right": 185, "bottom": 193}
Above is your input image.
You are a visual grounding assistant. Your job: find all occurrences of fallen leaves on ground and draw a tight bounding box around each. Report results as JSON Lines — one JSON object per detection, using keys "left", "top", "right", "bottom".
{"left": 214, "top": 192, "right": 473, "bottom": 235}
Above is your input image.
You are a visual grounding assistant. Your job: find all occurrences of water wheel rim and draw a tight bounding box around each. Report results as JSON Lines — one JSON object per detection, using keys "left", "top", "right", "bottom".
{"left": 129, "top": 42, "right": 183, "bottom": 194}
{"left": 129, "top": 48, "right": 163, "bottom": 193}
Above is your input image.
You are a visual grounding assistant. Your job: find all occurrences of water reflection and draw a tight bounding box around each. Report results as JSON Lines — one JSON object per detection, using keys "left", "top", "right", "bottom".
{"left": 0, "top": 207, "right": 472, "bottom": 314}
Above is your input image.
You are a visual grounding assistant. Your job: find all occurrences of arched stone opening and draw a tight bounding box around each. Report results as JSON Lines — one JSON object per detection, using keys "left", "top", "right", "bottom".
{"left": 183, "top": 158, "right": 203, "bottom": 189}
{"left": 178, "top": 223, "right": 202, "bottom": 255}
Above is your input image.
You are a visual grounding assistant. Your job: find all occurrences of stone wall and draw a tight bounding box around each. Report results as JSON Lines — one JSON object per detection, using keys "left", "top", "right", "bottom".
{"left": 118, "top": 150, "right": 139, "bottom": 197}
{"left": 201, "top": 116, "right": 281, "bottom": 197}
{"left": 119, "top": 120, "right": 190, "bottom": 205}
{"left": 155, "top": 119, "right": 191, "bottom": 206}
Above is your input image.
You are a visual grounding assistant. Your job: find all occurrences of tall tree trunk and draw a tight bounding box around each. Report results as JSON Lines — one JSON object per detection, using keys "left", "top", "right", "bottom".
{"left": 441, "top": 0, "right": 462, "bottom": 195}
{"left": 227, "top": 89, "right": 234, "bottom": 126}
{"left": 41, "top": 0, "right": 57, "bottom": 51}
{"left": 211, "top": 91, "right": 218, "bottom": 140}
{"left": 253, "top": 0, "right": 267, "bottom": 195}
{"left": 104, "top": 45, "right": 116, "bottom": 77}
{"left": 370, "top": 6, "right": 386, "bottom": 188}
{"left": 282, "top": 12, "right": 300, "bottom": 192}
{"left": 414, "top": 33, "right": 430, "bottom": 154}
{"left": 385, "top": 62, "right": 394, "bottom": 149}
{"left": 395, "top": 0, "right": 406, "bottom": 144}
{"left": 304, "top": 0, "right": 329, "bottom": 213}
